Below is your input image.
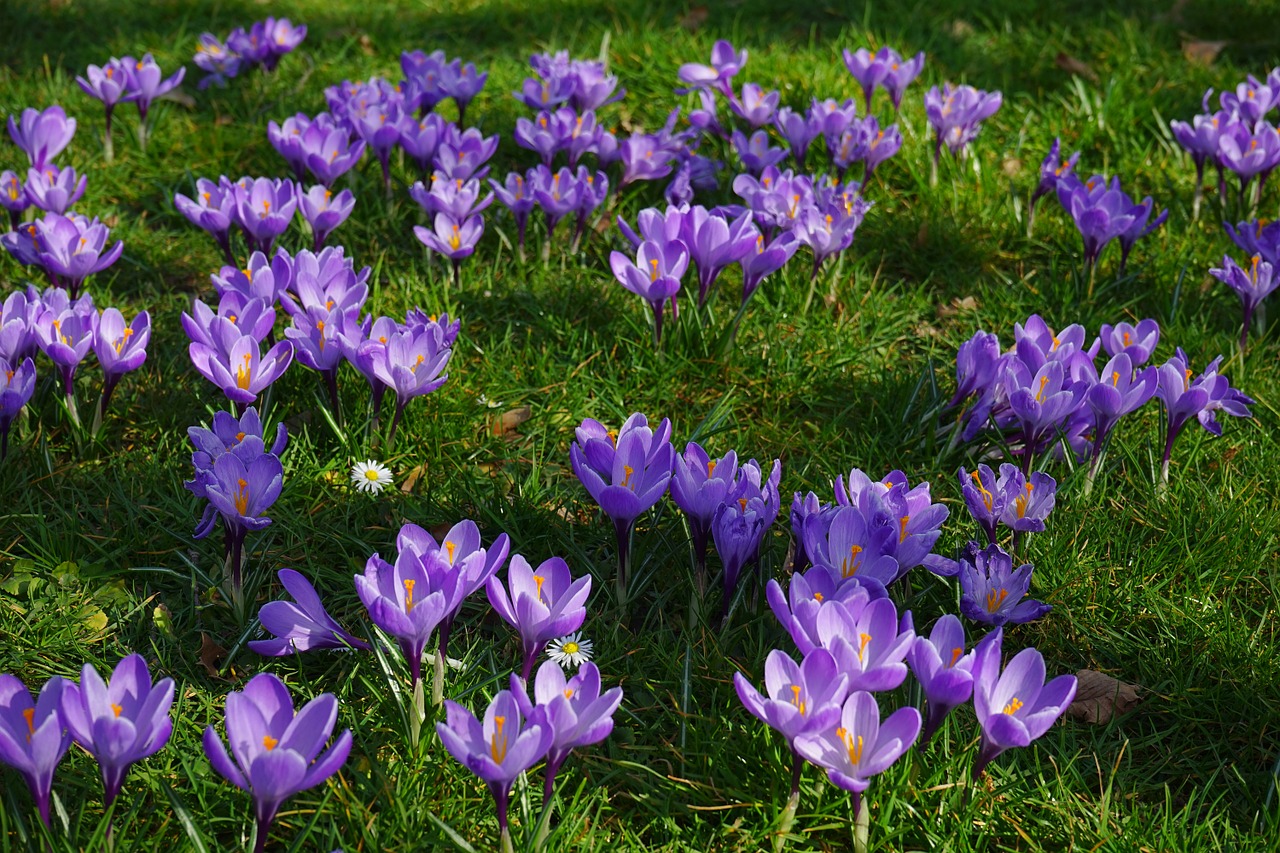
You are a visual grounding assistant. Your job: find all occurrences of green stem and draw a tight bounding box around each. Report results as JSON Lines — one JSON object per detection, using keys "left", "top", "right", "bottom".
{"left": 432, "top": 648, "right": 446, "bottom": 707}
{"left": 409, "top": 676, "right": 424, "bottom": 744}
{"left": 852, "top": 790, "right": 869, "bottom": 853}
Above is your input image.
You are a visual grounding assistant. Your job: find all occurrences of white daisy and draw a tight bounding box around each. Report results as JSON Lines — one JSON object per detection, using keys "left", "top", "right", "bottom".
{"left": 546, "top": 632, "right": 593, "bottom": 669}
{"left": 350, "top": 460, "right": 393, "bottom": 494}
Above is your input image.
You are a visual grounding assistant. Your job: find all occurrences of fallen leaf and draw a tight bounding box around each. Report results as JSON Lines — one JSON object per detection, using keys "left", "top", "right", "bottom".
{"left": 160, "top": 89, "right": 197, "bottom": 110}
{"left": 400, "top": 463, "right": 428, "bottom": 493}
{"left": 1001, "top": 157, "right": 1023, "bottom": 177}
{"left": 198, "top": 632, "right": 227, "bottom": 678}
{"left": 1066, "top": 670, "right": 1143, "bottom": 724}
{"left": 491, "top": 405, "right": 532, "bottom": 438}
{"left": 1055, "top": 52, "right": 1099, "bottom": 82}
{"left": 680, "top": 5, "right": 709, "bottom": 32}
{"left": 358, "top": 34, "right": 375, "bottom": 56}
{"left": 949, "top": 20, "right": 975, "bottom": 39}
{"left": 1182, "top": 39, "right": 1227, "bottom": 67}
{"left": 426, "top": 522, "right": 454, "bottom": 540}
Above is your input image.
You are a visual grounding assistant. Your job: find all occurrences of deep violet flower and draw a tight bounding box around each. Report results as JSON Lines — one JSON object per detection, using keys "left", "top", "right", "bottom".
{"left": 7, "top": 106, "right": 76, "bottom": 171}
{"left": 60, "top": 655, "right": 174, "bottom": 807}
{"left": 1210, "top": 254, "right": 1280, "bottom": 350}
{"left": 0, "top": 674, "right": 70, "bottom": 827}
{"left": 1155, "top": 349, "right": 1253, "bottom": 484}
{"left": 24, "top": 165, "right": 87, "bottom": 215}
{"left": 203, "top": 674, "right": 352, "bottom": 853}
{"left": 486, "top": 554, "right": 591, "bottom": 680}
{"left": 957, "top": 544, "right": 1052, "bottom": 627}
{"left": 905, "top": 614, "right": 976, "bottom": 746}
{"left": 250, "top": 569, "right": 371, "bottom": 656}
{"left": 609, "top": 238, "right": 688, "bottom": 344}
{"left": 437, "top": 690, "right": 552, "bottom": 853}
{"left": 0, "top": 356, "right": 36, "bottom": 460}
{"left": 970, "top": 628, "right": 1077, "bottom": 779}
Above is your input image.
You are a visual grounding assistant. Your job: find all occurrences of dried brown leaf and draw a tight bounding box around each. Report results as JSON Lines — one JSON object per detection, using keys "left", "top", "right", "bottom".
{"left": 680, "top": 5, "right": 710, "bottom": 32}
{"left": 399, "top": 463, "right": 428, "bottom": 493}
{"left": 198, "top": 632, "right": 227, "bottom": 679}
{"left": 1066, "top": 669, "right": 1143, "bottom": 724}
{"left": 1055, "top": 52, "right": 1098, "bottom": 82}
{"left": 937, "top": 296, "right": 980, "bottom": 318}
{"left": 1182, "top": 39, "right": 1227, "bottom": 67}
{"left": 491, "top": 405, "right": 532, "bottom": 438}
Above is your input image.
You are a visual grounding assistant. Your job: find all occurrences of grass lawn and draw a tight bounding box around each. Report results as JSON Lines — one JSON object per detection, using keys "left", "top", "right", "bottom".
{"left": 1, "top": 0, "right": 1279, "bottom": 850}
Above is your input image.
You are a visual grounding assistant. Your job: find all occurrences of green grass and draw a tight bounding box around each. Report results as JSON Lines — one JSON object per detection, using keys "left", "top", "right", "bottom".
{"left": 2, "top": 0, "right": 1280, "bottom": 850}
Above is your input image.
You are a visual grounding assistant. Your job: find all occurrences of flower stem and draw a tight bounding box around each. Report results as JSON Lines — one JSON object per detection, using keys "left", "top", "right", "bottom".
{"left": 432, "top": 647, "right": 446, "bottom": 707}
{"left": 773, "top": 752, "right": 804, "bottom": 853}
{"left": 852, "top": 789, "right": 869, "bottom": 853}
{"left": 252, "top": 817, "right": 270, "bottom": 853}
{"left": 409, "top": 675, "right": 424, "bottom": 744}
{"left": 613, "top": 517, "right": 633, "bottom": 611}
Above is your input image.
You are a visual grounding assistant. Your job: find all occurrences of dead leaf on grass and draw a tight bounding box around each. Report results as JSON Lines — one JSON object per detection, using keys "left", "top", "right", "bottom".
{"left": 491, "top": 405, "right": 532, "bottom": 438}
{"left": 680, "top": 5, "right": 709, "bottom": 32}
{"left": 399, "top": 463, "right": 428, "bottom": 493}
{"left": 1182, "top": 39, "right": 1227, "bottom": 67}
{"left": 1066, "top": 670, "right": 1143, "bottom": 724}
{"left": 198, "top": 632, "right": 228, "bottom": 678}
{"left": 1055, "top": 52, "right": 1099, "bottom": 82}
{"left": 937, "top": 296, "right": 980, "bottom": 318}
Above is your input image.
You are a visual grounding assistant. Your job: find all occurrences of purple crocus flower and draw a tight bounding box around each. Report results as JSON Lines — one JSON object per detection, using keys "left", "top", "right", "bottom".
{"left": 414, "top": 212, "right": 484, "bottom": 282}
{"left": 355, "top": 540, "right": 462, "bottom": 686}
{"left": 361, "top": 323, "right": 452, "bottom": 443}
{"left": 1098, "top": 318, "right": 1159, "bottom": 365}
{"left": 970, "top": 628, "right": 1077, "bottom": 779}
{"left": 949, "top": 329, "right": 1001, "bottom": 409}
{"left": 793, "top": 690, "right": 920, "bottom": 814}
{"left": 710, "top": 460, "right": 781, "bottom": 622}
{"left": 1002, "top": 356, "right": 1088, "bottom": 465}
{"left": 250, "top": 569, "right": 371, "bottom": 656}
{"left": 60, "top": 654, "right": 174, "bottom": 807}
{"left": 203, "top": 674, "right": 352, "bottom": 853}
{"left": 438, "top": 62, "right": 488, "bottom": 124}
{"left": 7, "top": 106, "right": 76, "bottom": 171}
{"left": 609, "top": 239, "right": 688, "bottom": 344}
{"left": 568, "top": 413, "right": 674, "bottom": 604}
{"left": 803, "top": 505, "right": 899, "bottom": 598}
{"left": 121, "top": 54, "right": 185, "bottom": 125}
{"left": 1217, "top": 121, "right": 1280, "bottom": 199}
{"left": 511, "top": 661, "right": 623, "bottom": 803}
{"left": 958, "top": 544, "right": 1051, "bottom": 627}
{"left": 960, "top": 464, "right": 1057, "bottom": 544}
{"left": 297, "top": 184, "right": 355, "bottom": 250}
{"left": 34, "top": 304, "right": 96, "bottom": 418}
{"left": 619, "top": 133, "right": 678, "bottom": 188}
{"left": 815, "top": 595, "right": 914, "bottom": 692}
{"left": 843, "top": 47, "right": 924, "bottom": 114}
{"left": 78, "top": 59, "right": 130, "bottom": 154}
{"left": 1028, "top": 138, "right": 1080, "bottom": 234}
{"left": 174, "top": 177, "right": 238, "bottom": 262}
{"left": 304, "top": 123, "right": 367, "bottom": 186}
{"left": 1171, "top": 109, "right": 1226, "bottom": 218}
{"left": 437, "top": 690, "right": 552, "bottom": 852}
{"left": 33, "top": 212, "right": 125, "bottom": 298}
{"left": 774, "top": 107, "right": 820, "bottom": 170}
{"left": 792, "top": 203, "right": 868, "bottom": 290}
{"left": 24, "top": 165, "right": 86, "bottom": 215}
{"left": 92, "top": 307, "right": 150, "bottom": 425}
{"left": 1084, "top": 352, "right": 1157, "bottom": 482}
{"left": 686, "top": 204, "right": 762, "bottom": 307}
{"left": 0, "top": 674, "right": 70, "bottom": 827}
{"left": 1210, "top": 254, "right": 1279, "bottom": 350}
{"left": 731, "top": 129, "right": 787, "bottom": 176}
{"left": 670, "top": 443, "right": 738, "bottom": 583}
{"left": 906, "top": 614, "right": 975, "bottom": 746}
{"left": 0, "top": 170, "right": 29, "bottom": 230}
{"left": 189, "top": 326, "right": 294, "bottom": 405}
{"left": 487, "top": 555, "right": 592, "bottom": 680}
{"left": 678, "top": 40, "right": 747, "bottom": 98}
{"left": 197, "top": 450, "right": 284, "bottom": 591}
{"left": 734, "top": 647, "right": 847, "bottom": 804}
{"left": 739, "top": 231, "right": 798, "bottom": 305}
{"left": 263, "top": 18, "right": 307, "bottom": 68}
{"left": 1155, "top": 349, "right": 1253, "bottom": 484}
{"left": 729, "top": 83, "right": 780, "bottom": 129}
{"left": 434, "top": 128, "right": 499, "bottom": 181}
{"left": 924, "top": 83, "right": 1002, "bottom": 178}
{"left": 0, "top": 356, "right": 36, "bottom": 460}
{"left": 234, "top": 177, "right": 297, "bottom": 255}
{"left": 491, "top": 171, "right": 537, "bottom": 260}
{"left": 767, "top": 568, "right": 879, "bottom": 655}
{"left": 1057, "top": 174, "right": 1140, "bottom": 271}
{"left": 193, "top": 34, "right": 243, "bottom": 89}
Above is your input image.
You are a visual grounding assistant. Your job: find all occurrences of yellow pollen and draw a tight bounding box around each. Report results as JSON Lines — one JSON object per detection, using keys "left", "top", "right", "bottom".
{"left": 1251, "top": 255, "right": 1261, "bottom": 284}
{"left": 607, "top": 430, "right": 617, "bottom": 446}
{"left": 812, "top": 591, "right": 824, "bottom": 602}
{"left": 235, "top": 431, "right": 246, "bottom": 442}
{"left": 262, "top": 201, "right": 270, "bottom": 216}
{"left": 899, "top": 514, "right": 910, "bottom": 543}
{"left": 971, "top": 471, "right": 994, "bottom": 511}
{"left": 403, "top": 578, "right": 416, "bottom": 613}
{"left": 986, "top": 588, "right": 1009, "bottom": 612}
{"left": 649, "top": 257, "right": 659, "bottom": 282}
{"left": 534, "top": 575, "right": 546, "bottom": 601}
{"left": 111, "top": 703, "right": 123, "bottom": 717}
{"left": 738, "top": 497, "right": 748, "bottom": 511}
{"left": 1015, "top": 482, "right": 1032, "bottom": 518}
{"left": 263, "top": 735, "right": 277, "bottom": 750}
{"left": 1111, "top": 371, "right": 1120, "bottom": 387}
{"left": 621, "top": 464, "right": 635, "bottom": 489}
{"left": 236, "top": 353, "right": 252, "bottom": 390}
{"left": 837, "top": 726, "right": 864, "bottom": 765}
{"left": 949, "top": 647, "right": 963, "bottom": 667}
{"left": 234, "top": 478, "right": 249, "bottom": 515}
{"left": 707, "top": 460, "right": 717, "bottom": 477}
{"left": 841, "top": 544, "right": 863, "bottom": 578}
{"left": 1035, "top": 375, "right": 1049, "bottom": 402}
{"left": 789, "top": 685, "right": 806, "bottom": 715}
{"left": 449, "top": 224, "right": 461, "bottom": 251}
{"left": 202, "top": 192, "right": 211, "bottom": 203}
{"left": 490, "top": 716, "right": 509, "bottom": 763}
{"left": 1002, "top": 697, "right": 1024, "bottom": 715}
{"left": 857, "top": 632, "right": 872, "bottom": 661}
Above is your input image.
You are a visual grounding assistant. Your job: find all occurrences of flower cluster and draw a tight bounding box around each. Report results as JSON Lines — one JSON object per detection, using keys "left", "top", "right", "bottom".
{"left": 193, "top": 17, "right": 307, "bottom": 88}
{"left": 948, "top": 314, "right": 1252, "bottom": 486}
{"left": 1051, "top": 165, "right": 1167, "bottom": 275}
{"left": 175, "top": 174, "right": 356, "bottom": 260}
{"left": 924, "top": 83, "right": 1002, "bottom": 176}
{"left": 76, "top": 55, "right": 184, "bottom": 155}
{"left": 1171, "top": 70, "right": 1280, "bottom": 216}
